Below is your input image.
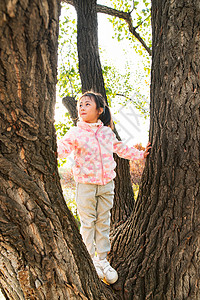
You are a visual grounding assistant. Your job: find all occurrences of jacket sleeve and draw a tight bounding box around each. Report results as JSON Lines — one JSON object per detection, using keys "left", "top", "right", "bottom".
{"left": 57, "top": 128, "right": 76, "bottom": 159}
{"left": 112, "top": 132, "right": 144, "bottom": 161}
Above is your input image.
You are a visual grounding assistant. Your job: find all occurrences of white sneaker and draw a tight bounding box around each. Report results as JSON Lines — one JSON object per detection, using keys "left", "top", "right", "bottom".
{"left": 99, "top": 258, "right": 118, "bottom": 284}
{"left": 92, "top": 256, "right": 104, "bottom": 279}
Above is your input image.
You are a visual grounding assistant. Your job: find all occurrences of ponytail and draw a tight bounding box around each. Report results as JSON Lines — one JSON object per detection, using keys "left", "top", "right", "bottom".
{"left": 99, "top": 105, "right": 114, "bottom": 129}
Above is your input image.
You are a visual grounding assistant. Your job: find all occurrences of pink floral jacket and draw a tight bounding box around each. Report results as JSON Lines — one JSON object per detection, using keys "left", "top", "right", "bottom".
{"left": 57, "top": 121, "right": 144, "bottom": 185}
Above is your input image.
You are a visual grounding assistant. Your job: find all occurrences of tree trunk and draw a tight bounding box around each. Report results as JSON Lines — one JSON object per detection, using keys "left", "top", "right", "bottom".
{"left": 110, "top": 1, "right": 200, "bottom": 299}
{"left": 72, "top": 0, "right": 136, "bottom": 226}
{"left": 0, "top": 1, "right": 114, "bottom": 299}
{"left": 74, "top": 0, "right": 107, "bottom": 100}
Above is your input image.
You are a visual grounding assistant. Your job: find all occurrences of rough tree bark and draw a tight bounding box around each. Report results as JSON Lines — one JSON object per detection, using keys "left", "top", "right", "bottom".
{"left": 74, "top": 0, "right": 107, "bottom": 99}
{"left": 110, "top": 0, "right": 200, "bottom": 299}
{"left": 0, "top": 1, "right": 114, "bottom": 299}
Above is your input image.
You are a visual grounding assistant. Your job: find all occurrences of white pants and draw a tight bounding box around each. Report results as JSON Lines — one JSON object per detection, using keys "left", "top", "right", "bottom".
{"left": 76, "top": 180, "right": 114, "bottom": 259}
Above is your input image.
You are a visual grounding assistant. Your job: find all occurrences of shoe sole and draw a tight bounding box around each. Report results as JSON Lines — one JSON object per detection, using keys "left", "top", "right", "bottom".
{"left": 102, "top": 275, "right": 118, "bottom": 285}
{"left": 102, "top": 278, "right": 110, "bottom": 285}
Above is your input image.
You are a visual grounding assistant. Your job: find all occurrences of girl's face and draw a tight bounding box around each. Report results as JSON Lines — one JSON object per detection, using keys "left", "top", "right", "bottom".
{"left": 78, "top": 96, "right": 103, "bottom": 123}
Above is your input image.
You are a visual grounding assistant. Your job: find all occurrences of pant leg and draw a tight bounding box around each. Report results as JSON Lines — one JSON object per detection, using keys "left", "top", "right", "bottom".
{"left": 95, "top": 180, "right": 115, "bottom": 258}
{"left": 75, "top": 183, "right": 97, "bottom": 257}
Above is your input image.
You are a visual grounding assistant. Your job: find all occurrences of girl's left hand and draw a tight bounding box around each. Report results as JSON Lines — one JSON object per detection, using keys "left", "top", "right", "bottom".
{"left": 144, "top": 142, "right": 151, "bottom": 158}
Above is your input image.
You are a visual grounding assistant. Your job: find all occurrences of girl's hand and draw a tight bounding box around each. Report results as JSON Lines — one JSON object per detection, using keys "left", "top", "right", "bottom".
{"left": 144, "top": 142, "right": 151, "bottom": 158}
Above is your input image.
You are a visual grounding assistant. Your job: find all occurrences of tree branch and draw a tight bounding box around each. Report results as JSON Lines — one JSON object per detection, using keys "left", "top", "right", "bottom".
{"left": 62, "top": 96, "right": 78, "bottom": 125}
{"left": 61, "top": 0, "right": 152, "bottom": 56}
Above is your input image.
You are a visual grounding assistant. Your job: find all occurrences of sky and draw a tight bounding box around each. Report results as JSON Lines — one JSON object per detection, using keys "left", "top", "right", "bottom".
{"left": 55, "top": 2, "right": 151, "bottom": 146}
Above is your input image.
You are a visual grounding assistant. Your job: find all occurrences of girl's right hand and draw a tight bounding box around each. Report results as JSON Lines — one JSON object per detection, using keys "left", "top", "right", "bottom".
{"left": 144, "top": 142, "right": 151, "bottom": 158}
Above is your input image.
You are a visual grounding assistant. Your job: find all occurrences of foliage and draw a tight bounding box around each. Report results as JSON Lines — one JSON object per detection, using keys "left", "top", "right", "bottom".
{"left": 55, "top": 119, "right": 73, "bottom": 139}
{"left": 103, "top": 0, "right": 151, "bottom": 90}
{"left": 101, "top": 60, "right": 149, "bottom": 117}
{"left": 107, "top": 0, "right": 151, "bottom": 52}
{"left": 57, "top": 4, "right": 81, "bottom": 99}
{"left": 56, "top": 1, "right": 151, "bottom": 125}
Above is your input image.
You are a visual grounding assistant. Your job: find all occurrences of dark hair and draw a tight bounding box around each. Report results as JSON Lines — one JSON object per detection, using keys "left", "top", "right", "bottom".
{"left": 78, "top": 91, "right": 114, "bottom": 129}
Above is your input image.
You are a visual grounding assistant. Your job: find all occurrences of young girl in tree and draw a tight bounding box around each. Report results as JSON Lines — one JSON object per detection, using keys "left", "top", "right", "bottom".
{"left": 57, "top": 91, "right": 151, "bottom": 284}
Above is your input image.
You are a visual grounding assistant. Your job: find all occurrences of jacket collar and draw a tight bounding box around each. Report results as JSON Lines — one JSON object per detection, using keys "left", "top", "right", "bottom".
{"left": 77, "top": 120, "right": 103, "bottom": 132}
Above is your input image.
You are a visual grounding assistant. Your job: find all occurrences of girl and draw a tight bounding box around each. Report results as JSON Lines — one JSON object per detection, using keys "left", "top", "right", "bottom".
{"left": 57, "top": 91, "right": 151, "bottom": 284}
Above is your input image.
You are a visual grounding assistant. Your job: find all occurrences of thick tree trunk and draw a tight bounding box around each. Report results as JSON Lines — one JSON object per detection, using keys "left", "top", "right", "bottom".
{"left": 0, "top": 1, "right": 114, "bottom": 299}
{"left": 72, "top": 0, "right": 136, "bottom": 226}
{"left": 111, "top": 1, "right": 200, "bottom": 299}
